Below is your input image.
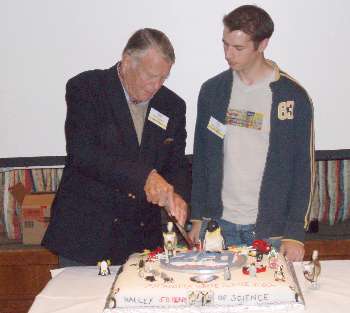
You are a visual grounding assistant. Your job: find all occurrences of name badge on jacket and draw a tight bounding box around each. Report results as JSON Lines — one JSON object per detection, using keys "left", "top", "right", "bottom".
{"left": 148, "top": 108, "right": 169, "bottom": 130}
{"left": 207, "top": 116, "right": 226, "bottom": 139}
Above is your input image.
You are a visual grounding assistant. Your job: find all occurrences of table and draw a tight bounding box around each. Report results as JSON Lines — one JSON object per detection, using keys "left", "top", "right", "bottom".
{"left": 28, "top": 261, "right": 350, "bottom": 313}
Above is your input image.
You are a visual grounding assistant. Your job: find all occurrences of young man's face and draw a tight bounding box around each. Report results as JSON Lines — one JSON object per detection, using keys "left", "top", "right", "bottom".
{"left": 222, "top": 27, "right": 266, "bottom": 72}
{"left": 122, "top": 48, "right": 172, "bottom": 103}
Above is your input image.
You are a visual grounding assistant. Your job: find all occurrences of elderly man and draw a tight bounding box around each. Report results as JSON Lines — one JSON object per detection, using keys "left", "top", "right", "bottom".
{"left": 43, "top": 28, "right": 188, "bottom": 266}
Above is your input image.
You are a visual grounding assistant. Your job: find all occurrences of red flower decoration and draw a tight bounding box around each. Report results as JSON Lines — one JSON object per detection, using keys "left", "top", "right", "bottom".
{"left": 257, "top": 265, "right": 267, "bottom": 273}
{"left": 242, "top": 266, "right": 250, "bottom": 275}
{"left": 147, "top": 247, "right": 164, "bottom": 261}
{"left": 252, "top": 240, "right": 271, "bottom": 254}
{"left": 242, "top": 264, "right": 267, "bottom": 275}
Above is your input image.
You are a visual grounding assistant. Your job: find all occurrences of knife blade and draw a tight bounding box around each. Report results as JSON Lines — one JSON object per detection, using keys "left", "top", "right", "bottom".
{"left": 170, "top": 216, "right": 195, "bottom": 250}
{"left": 163, "top": 196, "right": 194, "bottom": 250}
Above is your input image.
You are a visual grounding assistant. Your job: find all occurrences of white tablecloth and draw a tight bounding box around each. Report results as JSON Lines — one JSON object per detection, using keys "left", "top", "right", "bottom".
{"left": 28, "top": 261, "right": 350, "bottom": 313}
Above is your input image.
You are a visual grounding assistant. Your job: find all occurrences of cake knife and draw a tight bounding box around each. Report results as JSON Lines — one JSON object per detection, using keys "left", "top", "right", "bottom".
{"left": 171, "top": 216, "right": 195, "bottom": 250}
{"left": 164, "top": 196, "right": 195, "bottom": 249}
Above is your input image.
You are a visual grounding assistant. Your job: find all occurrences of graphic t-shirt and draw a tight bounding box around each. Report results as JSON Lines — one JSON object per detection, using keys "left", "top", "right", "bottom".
{"left": 221, "top": 70, "right": 275, "bottom": 225}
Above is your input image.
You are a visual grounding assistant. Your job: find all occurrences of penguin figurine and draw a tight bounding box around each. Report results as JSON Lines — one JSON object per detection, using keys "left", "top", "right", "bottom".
{"left": 98, "top": 259, "right": 111, "bottom": 276}
{"left": 163, "top": 221, "right": 177, "bottom": 262}
{"left": 203, "top": 220, "right": 225, "bottom": 252}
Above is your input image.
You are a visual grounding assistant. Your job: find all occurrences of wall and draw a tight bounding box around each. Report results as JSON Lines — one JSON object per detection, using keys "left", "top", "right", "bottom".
{"left": 1, "top": 0, "right": 350, "bottom": 157}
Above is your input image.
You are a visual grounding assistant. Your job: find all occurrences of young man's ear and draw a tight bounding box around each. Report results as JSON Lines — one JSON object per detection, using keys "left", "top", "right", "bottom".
{"left": 258, "top": 38, "right": 270, "bottom": 53}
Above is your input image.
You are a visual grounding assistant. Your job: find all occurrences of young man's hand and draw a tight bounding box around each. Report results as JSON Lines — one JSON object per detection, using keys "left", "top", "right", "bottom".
{"left": 280, "top": 240, "right": 305, "bottom": 261}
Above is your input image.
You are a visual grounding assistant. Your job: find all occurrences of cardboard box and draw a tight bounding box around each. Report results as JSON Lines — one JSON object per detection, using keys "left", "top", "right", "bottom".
{"left": 21, "top": 193, "right": 55, "bottom": 245}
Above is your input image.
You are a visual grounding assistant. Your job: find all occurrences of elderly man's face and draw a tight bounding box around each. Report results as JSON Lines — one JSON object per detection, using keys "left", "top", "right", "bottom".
{"left": 121, "top": 48, "right": 172, "bottom": 103}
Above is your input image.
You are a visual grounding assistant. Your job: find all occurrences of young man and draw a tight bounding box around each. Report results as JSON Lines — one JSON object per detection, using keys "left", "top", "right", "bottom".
{"left": 42, "top": 29, "right": 188, "bottom": 266}
{"left": 189, "top": 5, "right": 315, "bottom": 261}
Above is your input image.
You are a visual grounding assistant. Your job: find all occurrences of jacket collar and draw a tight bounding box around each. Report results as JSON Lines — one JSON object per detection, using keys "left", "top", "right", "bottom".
{"left": 105, "top": 64, "right": 139, "bottom": 153}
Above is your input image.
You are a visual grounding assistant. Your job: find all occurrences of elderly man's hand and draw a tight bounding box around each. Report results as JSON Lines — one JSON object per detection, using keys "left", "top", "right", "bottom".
{"left": 280, "top": 240, "right": 305, "bottom": 262}
{"left": 165, "top": 192, "right": 188, "bottom": 226}
{"left": 144, "top": 170, "right": 174, "bottom": 206}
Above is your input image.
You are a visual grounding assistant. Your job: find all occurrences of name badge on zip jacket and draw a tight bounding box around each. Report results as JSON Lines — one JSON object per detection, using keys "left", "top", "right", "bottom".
{"left": 207, "top": 116, "right": 226, "bottom": 139}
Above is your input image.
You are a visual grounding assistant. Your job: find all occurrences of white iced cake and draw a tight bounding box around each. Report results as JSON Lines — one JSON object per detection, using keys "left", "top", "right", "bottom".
{"left": 104, "top": 247, "right": 304, "bottom": 313}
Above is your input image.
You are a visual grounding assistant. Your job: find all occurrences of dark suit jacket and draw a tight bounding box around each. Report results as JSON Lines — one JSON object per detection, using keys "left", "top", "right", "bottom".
{"left": 42, "top": 64, "right": 188, "bottom": 265}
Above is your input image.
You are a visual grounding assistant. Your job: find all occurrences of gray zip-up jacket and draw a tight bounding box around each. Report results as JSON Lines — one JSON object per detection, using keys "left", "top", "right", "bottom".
{"left": 191, "top": 64, "right": 315, "bottom": 242}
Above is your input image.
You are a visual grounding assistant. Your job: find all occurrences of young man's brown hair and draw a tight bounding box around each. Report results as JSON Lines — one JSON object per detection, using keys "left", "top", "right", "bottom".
{"left": 223, "top": 5, "right": 274, "bottom": 48}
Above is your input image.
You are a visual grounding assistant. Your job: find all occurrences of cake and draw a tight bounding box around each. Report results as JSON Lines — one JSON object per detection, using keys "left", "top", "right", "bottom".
{"left": 104, "top": 244, "right": 305, "bottom": 313}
